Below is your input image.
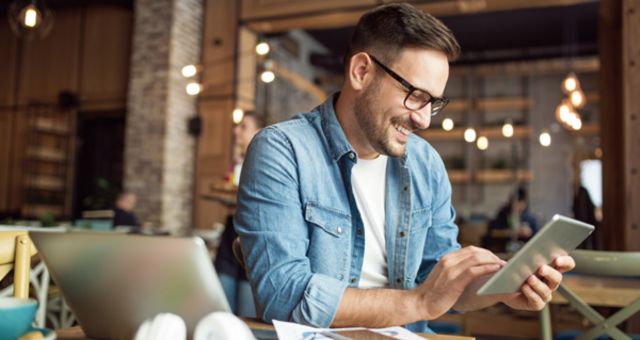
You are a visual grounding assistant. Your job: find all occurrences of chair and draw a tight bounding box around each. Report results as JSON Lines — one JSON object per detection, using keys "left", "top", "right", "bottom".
{"left": 540, "top": 250, "right": 640, "bottom": 340}
{"left": 0, "top": 231, "right": 38, "bottom": 299}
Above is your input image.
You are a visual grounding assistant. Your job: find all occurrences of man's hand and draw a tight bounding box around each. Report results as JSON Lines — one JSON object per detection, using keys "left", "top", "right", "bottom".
{"left": 497, "top": 255, "right": 575, "bottom": 311}
{"left": 412, "top": 246, "right": 505, "bottom": 320}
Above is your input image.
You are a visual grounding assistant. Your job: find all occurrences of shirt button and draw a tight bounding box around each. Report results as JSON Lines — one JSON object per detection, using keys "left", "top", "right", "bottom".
{"left": 348, "top": 152, "right": 355, "bottom": 159}
{"left": 403, "top": 186, "right": 408, "bottom": 191}
{"left": 350, "top": 277, "right": 356, "bottom": 284}
{"left": 399, "top": 231, "right": 406, "bottom": 238}
{"left": 336, "top": 227, "right": 343, "bottom": 234}
{"left": 396, "top": 278, "right": 402, "bottom": 283}
{"left": 357, "top": 228, "right": 363, "bottom": 235}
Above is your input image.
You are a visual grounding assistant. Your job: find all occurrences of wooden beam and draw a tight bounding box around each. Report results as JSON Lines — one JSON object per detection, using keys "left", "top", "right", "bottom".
{"left": 243, "top": 0, "right": 597, "bottom": 33}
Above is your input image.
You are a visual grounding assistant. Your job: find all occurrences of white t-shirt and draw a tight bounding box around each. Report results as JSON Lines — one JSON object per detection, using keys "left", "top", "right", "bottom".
{"left": 351, "top": 155, "right": 388, "bottom": 288}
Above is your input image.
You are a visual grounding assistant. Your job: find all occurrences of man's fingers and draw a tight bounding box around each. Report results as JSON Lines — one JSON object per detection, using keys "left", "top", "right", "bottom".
{"left": 521, "top": 283, "right": 547, "bottom": 310}
{"left": 538, "top": 265, "right": 562, "bottom": 291}
{"left": 527, "top": 275, "right": 552, "bottom": 304}
{"left": 552, "top": 255, "right": 576, "bottom": 273}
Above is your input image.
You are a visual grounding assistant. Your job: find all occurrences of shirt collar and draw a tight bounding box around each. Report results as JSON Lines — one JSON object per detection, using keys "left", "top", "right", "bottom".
{"left": 320, "top": 92, "right": 356, "bottom": 161}
{"left": 319, "top": 92, "right": 411, "bottom": 167}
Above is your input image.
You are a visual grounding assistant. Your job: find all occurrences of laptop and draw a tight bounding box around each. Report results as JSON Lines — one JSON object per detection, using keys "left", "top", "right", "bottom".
{"left": 30, "top": 231, "right": 232, "bottom": 339}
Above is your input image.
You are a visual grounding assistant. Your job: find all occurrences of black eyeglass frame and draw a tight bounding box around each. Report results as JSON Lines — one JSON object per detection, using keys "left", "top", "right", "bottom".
{"left": 369, "top": 55, "right": 448, "bottom": 116}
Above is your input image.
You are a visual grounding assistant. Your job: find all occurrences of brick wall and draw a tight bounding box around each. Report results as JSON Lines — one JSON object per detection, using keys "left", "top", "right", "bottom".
{"left": 124, "top": 0, "right": 202, "bottom": 233}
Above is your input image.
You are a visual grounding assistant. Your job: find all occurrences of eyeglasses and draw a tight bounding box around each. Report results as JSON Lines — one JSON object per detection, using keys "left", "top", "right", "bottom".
{"left": 369, "top": 55, "right": 448, "bottom": 116}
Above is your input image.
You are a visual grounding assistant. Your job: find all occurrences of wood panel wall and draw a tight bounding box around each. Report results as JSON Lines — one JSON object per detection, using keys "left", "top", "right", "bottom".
{"left": 0, "top": 6, "right": 132, "bottom": 217}
{"left": 193, "top": 0, "right": 239, "bottom": 229}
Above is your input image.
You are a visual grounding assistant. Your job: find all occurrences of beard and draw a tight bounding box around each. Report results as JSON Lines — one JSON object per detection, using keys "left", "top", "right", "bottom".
{"left": 353, "top": 82, "right": 412, "bottom": 158}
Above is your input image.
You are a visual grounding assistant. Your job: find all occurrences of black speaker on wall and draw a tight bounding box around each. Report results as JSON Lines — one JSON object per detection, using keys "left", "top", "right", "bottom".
{"left": 188, "top": 116, "right": 202, "bottom": 137}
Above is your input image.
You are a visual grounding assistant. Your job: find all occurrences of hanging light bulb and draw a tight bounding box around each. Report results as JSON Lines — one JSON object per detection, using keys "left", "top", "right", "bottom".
{"left": 501, "top": 120, "right": 514, "bottom": 138}
{"left": 463, "top": 128, "right": 477, "bottom": 143}
{"left": 255, "top": 41, "right": 270, "bottom": 56}
{"left": 571, "top": 117, "right": 583, "bottom": 130}
{"left": 442, "top": 118, "right": 454, "bottom": 131}
{"left": 570, "top": 89, "right": 586, "bottom": 109}
{"left": 539, "top": 131, "right": 552, "bottom": 147}
{"left": 185, "top": 82, "right": 202, "bottom": 96}
{"left": 232, "top": 108, "right": 244, "bottom": 124}
{"left": 562, "top": 72, "right": 580, "bottom": 93}
{"left": 555, "top": 100, "right": 573, "bottom": 124}
{"left": 476, "top": 136, "right": 489, "bottom": 150}
{"left": 260, "top": 70, "right": 275, "bottom": 83}
{"left": 8, "top": 0, "right": 54, "bottom": 39}
{"left": 181, "top": 64, "right": 200, "bottom": 78}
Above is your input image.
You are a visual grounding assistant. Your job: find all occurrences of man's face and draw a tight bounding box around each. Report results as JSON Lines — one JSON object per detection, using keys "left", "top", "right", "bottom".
{"left": 233, "top": 115, "right": 261, "bottom": 153}
{"left": 353, "top": 48, "right": 450, "bottom": 157}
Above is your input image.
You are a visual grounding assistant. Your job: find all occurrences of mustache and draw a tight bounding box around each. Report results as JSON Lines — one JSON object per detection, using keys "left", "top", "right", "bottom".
{"left": 391, "top": 116, "right": 420, "bottom": 132}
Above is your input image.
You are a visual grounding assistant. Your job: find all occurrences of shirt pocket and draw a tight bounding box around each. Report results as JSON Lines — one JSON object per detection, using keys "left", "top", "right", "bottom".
{"left": 410, "top": 206, "right": 433, "bottom": 234}
{"left": 304, "top": 202, "right": 351, "bottom": 238}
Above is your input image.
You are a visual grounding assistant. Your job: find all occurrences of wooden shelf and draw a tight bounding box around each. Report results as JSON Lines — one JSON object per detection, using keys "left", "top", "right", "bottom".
{"left": 448, "top": 170, "right": 471, "bottom": 183}
{"left": 32, "top": 117, "right": 70, "bottom": 135}
{"left": 475, "top": 169, "right": 532, "bottom": 183}
{"left": 22, "top": 204, "right": 64, "bottom": 217}
{"left": 27, "top": 147, "right": 67, "bottom": 163}
{"left": 476, "top": 97, "right": 532, "bottom": 111}
{"left": 569, "top": 123, "right": 600, "bottom": 136}
{"left": 26, "top": 175, "right": 65, "bottom": 191}
{"left": 419, "top": 125, "right": 530, "bottom": 141}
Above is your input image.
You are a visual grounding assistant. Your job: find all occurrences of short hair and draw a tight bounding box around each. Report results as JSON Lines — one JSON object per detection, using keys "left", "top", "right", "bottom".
{"left": 344, "top": 3, "right": 460, "bottom": 69}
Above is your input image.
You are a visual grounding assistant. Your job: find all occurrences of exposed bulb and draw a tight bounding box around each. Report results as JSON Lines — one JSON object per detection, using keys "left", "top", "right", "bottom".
{"left": 571, "top": 117, "right": 582, "bottom": 130}
{"left": 186, "top": 82, "right": 202, "bottom": 96}
{"left": 562, "top": 72, "right": 580, "bottom": 93}
{"left": 539, "top": 131, "right": 552, "bottom": 147}
{"left": 232, "top": 108, "right": 244, "bottom": 124}
{"left": 502, "top": 121, "right": 514, "bottom": 138}
{"left": 442, "top": 118, "right": 454, "bottom": 131}
{"left": 255, "top": 42, "right": 270, "bottom": 56}
{"left": 555, "top": 100, "right": 573, "bottom": 123}
{"left": 463, "top": 128, "right": 477, "bottom": 143}
{"left": 181, "top": 64, "right": 199, "bottom": 78}
{"left": 23, "top": 5, "right": 39, "bottom": 28}
{"left": 570, "top": 89, "right": 586, "bottom": 109}
{"left": 476, "top": 136, "right": 489, "bottom": 150}
{"left": 260, "top": 70, "right": 275, "bottom": 83}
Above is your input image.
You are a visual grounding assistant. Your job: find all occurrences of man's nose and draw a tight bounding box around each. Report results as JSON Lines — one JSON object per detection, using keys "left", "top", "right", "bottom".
{"left": 410, "top": 104, "right": 431, "bottom": 130}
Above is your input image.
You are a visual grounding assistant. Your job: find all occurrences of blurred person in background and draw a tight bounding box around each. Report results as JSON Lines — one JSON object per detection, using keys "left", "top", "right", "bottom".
{"left": 214, "top": 112, "right": 264, "bottom": 317}
{"left": 112, "top": 191, "right": 140, "bottom": 229}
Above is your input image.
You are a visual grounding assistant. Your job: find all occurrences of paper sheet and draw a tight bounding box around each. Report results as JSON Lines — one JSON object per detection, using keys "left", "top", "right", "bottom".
{"left": 273, "top": 320, "right": 425, "bottom": 340}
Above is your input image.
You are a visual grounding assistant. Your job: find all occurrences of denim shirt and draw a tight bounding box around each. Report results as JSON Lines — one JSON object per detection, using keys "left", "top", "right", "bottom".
{"left": 235, "top": 94, "right": 460, "bottom": 333}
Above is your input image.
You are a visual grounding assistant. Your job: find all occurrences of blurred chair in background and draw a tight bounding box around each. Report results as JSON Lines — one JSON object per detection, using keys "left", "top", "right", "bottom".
{"left": 540, "top": 250, "right": 640, "bottom": 340}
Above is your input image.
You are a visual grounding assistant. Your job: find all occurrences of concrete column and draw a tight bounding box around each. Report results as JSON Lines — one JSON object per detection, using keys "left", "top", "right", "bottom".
{"left": 124, "top": 0, "right": 202, "bottom": 233}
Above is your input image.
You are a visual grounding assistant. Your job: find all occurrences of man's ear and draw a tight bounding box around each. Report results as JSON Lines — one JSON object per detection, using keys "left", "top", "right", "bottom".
{"left": 347, "top": 52, "right": 375, "bottom": 92}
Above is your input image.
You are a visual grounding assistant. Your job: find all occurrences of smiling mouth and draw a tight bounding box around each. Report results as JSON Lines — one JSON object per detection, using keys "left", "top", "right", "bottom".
{"left": 394, "top": 124, "right": 412, "bottom": 137}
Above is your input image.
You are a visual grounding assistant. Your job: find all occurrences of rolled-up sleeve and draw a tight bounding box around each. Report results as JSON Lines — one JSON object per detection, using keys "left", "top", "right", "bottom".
{"left": 234, "top": 127, "right": 348, "bottom": 327}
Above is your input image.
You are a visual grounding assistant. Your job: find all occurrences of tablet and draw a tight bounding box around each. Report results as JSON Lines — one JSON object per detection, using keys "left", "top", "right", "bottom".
{"left": 477, "top": 214, "right": 594, "bottom": 295}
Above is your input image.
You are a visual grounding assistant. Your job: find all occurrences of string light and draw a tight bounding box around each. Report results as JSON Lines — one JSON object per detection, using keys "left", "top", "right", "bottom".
{"left": 232, "top": 108, "right": 244, "bottom": 124}
{"left": 185, "top": 82, "right": 202, "bottom": 96}
{"left": 442, "top": 118, "right": 454, "bottom": 131}
{"left": 260, "top": 70, "right": 275, "bottom": 83}
{"left": 539, "top": 131, "right": 552, "bottom": 147}
{"left": 501, "top": 120, "right": 514, "bottom": 138}
{"left": 181, "top": 64, "right": 199, "bottom": 78}
{"left": 476, "top": 136, "right": 489, "bottom": 150}
{"left": 463, "top": 128, "right": 477, "bottom": 143}
{"left": 562, "top": 72, "right": 580, "bottom": 93}
{"left": 255, "top": 42, "right": 270, "bottom": 56}
{"left": 570, "top": 89, "right": 586, "bottom": 109}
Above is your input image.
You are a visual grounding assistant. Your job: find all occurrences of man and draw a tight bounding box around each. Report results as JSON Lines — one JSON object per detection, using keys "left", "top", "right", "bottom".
{"left": 235, "top": 3, "right": 574, "bottom": 333}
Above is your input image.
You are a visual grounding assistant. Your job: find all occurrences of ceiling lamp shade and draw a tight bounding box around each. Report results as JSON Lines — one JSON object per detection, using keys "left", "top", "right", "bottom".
{"left": 8, "top": 0, "right": 54, "bottom": 39}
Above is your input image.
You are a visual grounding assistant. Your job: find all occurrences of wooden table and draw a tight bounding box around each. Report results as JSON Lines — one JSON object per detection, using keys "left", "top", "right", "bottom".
{"left": 56, "top": 318, "right": 475, "bottom": 340}
{"left": 551, "top": 274, "right": 640, "bottom": 307}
